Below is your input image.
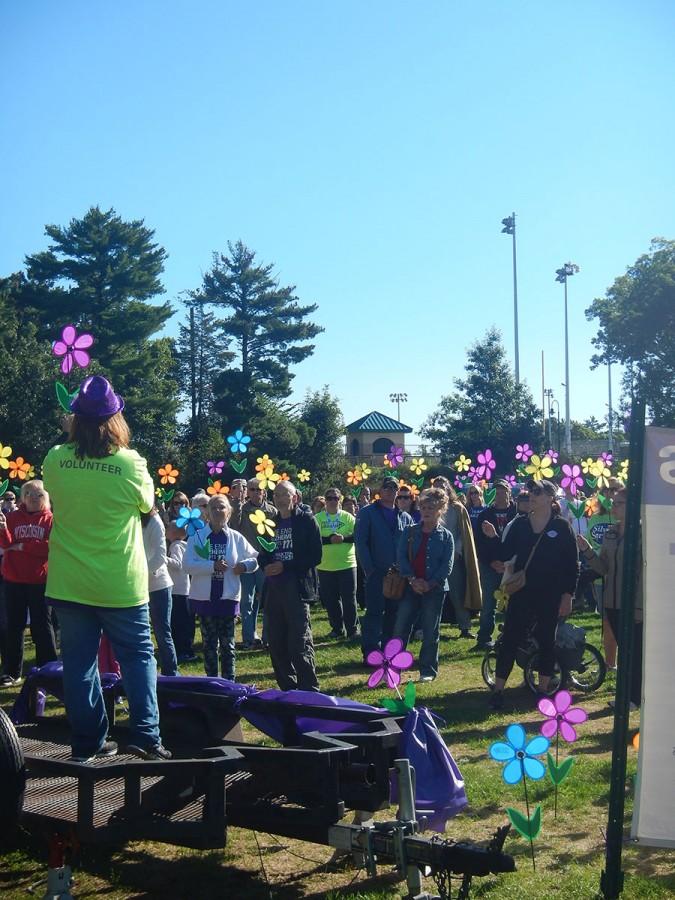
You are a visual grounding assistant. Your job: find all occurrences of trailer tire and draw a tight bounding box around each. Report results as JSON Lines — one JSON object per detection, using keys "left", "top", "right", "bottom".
{"left": 0, "top": 707, "right": 25, "bottom": 844}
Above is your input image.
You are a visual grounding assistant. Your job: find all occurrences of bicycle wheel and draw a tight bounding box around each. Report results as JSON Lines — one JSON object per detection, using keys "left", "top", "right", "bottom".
{"left": 523, "top": 652, "right": 563, "bottom": 696}
{"left": 566, "top": 642, "right": 606, "bottom": 693}
{"left": 481, "top": 651, "right": 498, "bottom": 689}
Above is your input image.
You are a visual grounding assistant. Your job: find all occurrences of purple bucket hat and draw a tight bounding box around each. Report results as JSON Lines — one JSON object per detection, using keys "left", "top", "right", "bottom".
{"left": 70, "top": 375, "right": 124, "bottom": 418}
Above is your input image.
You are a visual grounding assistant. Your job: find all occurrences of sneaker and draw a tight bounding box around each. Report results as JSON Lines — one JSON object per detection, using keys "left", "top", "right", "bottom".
{"left": 471, "top": 642, "right": 494, "bottom": 653}
{"left": 459, "top": 630, "right": 476, "bottom": 639}
{"left": 345, "top": 629, "right": 360, "bottom": 640}
{"left": 413, "top": 629, "right": 424, "bottom": 641}
{"left": 127, "top": 743, "right": 172, "bottom": 761}
{"left": 488, "top": 691, "right": 505, "bottom": 711}
{"left": 326, "top": 630, "right": 346, "bottom": 639}
{"left": 177, "top": 653, "right": 199, "bottom": 663}
{"left": 72, "top": 740, "right": 118, "bottom": 763}
{"left": 0, "top": 674, "right": 23, "bottom": 687}
{"left": 419, "top": 675, "right": 435, "bottom": 683}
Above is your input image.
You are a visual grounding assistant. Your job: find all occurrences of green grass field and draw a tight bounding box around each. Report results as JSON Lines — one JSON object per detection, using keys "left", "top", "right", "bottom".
{"left": 1, "top": 607, "right": 673, "bottom": 899}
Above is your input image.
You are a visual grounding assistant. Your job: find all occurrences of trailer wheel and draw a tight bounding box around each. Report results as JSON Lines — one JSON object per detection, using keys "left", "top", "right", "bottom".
{"left": 0, "top": 707, "right": 25, "bottom": 844}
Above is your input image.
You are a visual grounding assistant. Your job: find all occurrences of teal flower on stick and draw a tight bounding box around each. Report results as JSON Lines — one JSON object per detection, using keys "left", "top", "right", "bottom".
{"left": 489, "top": 724, "right": 549, "bottom": 784}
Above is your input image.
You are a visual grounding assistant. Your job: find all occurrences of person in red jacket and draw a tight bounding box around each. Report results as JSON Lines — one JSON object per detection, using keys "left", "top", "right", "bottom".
{"left": 0, "top": 480, "right": 57, "bottom": 685}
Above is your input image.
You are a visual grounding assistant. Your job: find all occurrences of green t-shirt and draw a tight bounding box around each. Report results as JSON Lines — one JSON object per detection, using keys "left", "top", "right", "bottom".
{"left": 43, "top": 444, "right": 155, "bottom": 607}
{"left": 586, "top": 512, "right": 614, "bottom": 552}
{"left": 316, "top": 510, "right": 356, "bottom": 571}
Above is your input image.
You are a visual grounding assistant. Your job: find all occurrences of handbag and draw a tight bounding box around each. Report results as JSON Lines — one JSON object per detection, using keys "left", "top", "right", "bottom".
{"left": 500, "top": 530, "right": 545, "bottom": 596}
{"left": 382, "top": 528, "right": 415, "bottom": 600}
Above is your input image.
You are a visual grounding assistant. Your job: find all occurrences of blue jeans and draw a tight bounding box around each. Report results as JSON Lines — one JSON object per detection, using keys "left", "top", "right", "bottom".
{"left": 240, "top": 569, "right": 264, "bottom": 643}
{"left": 477, "top": 562, "right": 502, "bottom": 646}
{"left": 360, "top": 570, "right": 397, "bottom": 657}
{"left": 56, "top": 602, "right": 161, "bottom": 758}
{"left": 394, "top": 586, "right": 445, "bottom": 677}
{"left": 149, "top": 588, "right": 178, "bottom": 675}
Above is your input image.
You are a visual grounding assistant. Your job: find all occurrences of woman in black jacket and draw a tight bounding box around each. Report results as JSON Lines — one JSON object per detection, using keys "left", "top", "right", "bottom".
{"left": 481, "top": 479, "right": 578, "bottom": 709}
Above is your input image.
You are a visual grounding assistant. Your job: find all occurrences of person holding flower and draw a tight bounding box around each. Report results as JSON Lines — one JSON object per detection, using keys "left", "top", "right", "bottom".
{"left": 184, "top": 494, "right": 258, "bottom": 680}
{"left": 393, "top": 488, "right": 455, "bottom": 682}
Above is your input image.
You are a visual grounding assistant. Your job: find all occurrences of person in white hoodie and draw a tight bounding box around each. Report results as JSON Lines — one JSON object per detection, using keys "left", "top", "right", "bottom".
{"left": 141, "top": 508, "right": 178, "bottom": 676}
{"left": 184, "top": 494, "right": 257, "bottom": 681}
{"left": 167, "top": 522, "right": 195, "bottom": 663}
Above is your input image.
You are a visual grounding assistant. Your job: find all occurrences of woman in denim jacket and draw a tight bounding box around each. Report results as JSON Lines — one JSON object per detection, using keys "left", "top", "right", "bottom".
{"left": 394, "top": 488, "right": 455, "bottom": 682}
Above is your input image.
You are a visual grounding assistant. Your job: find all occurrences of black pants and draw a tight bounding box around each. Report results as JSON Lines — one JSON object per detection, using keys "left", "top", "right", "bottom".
{"left": 264, "top": 578, "right": 319, "bottom": 692}
{"left": 3, "top": 582, "right": 58, "bottom": 678}
{"left": 496, "top": 592, "right": 559, "bottom": 682}
{"left": 170, "top": 593, "right": 195, "bottom": 657}
{"left": 318, "top": 568, "right": 359, "bottom": 635}
{"left": 605, "top": 608, "right": 643, "bottom": 707}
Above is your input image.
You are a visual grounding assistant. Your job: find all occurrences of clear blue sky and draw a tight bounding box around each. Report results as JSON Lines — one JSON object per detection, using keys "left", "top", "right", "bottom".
{"left": 2, "top": 1, "right": 674, "bottom": 444}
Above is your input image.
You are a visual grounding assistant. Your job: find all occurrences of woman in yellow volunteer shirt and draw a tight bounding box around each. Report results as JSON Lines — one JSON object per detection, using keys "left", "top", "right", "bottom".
{"left": 43, "top": 375, "right": 170, "bottom": 762}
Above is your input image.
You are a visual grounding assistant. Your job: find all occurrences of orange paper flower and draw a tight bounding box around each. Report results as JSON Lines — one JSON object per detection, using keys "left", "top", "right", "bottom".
{"left": 158, "top": 464, "right": 179, "bottom": 485}
{"left": 207, "top": 480, "right": 230, "bottom": 496}
{"left": 347, "top": 469, "right": 362, "bottom": 485}
{"left": 255, "top": 454, "right": 274, "bottom": 473}
{"left": 8, "top": 457, "right": 31, "bottom": 481}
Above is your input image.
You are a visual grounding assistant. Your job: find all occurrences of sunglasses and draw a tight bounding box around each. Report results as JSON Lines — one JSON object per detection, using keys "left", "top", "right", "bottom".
{"left": 398, "top": 494, "right": 412, "bottom": 500}
{"left": 325, "top": 495, "right": 340, "bottom": 500}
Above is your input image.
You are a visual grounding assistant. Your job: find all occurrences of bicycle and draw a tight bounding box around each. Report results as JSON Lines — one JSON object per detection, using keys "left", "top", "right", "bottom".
{"left": 481, "top": 620, "right": 606, "bottom": 696}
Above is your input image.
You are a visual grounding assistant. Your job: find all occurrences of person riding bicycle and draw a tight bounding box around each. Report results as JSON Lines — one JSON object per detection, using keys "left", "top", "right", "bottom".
{"left": 481, "top": 478, "right": 578, "bottom": 710}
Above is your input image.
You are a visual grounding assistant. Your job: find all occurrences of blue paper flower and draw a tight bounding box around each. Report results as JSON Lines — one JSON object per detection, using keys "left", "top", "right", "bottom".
{"left": 227, "top": 429, "right": 251, "bottom": 454}
{"left": 489, "top": 724, "right": 549, "bottom": 784}
{"left": 175, "top": 506, "right": 206, "bottom": 537}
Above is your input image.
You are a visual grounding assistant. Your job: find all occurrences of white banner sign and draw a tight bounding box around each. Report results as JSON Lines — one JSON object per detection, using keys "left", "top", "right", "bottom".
{"left": 631, "top": 426, "right": 675, "bottom": 847}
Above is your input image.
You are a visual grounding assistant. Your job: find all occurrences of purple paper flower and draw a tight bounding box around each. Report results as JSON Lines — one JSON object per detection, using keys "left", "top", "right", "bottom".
{"left": 366, "top": 638, "right": 413, "bottom": 689}
{"left": 560, "top": 463, "right": 584, "bottom": 496}
{"left": 538, "top": 690, "right": 588, "bottom": 743}
{"left": 515, "top": 443, "right": 533, "bottom": 462}
{"left": 601, "top": 451, "right": 613, "bottom": 465}
{"left": 207, "top": 460, "right": 225, "bottom": 476}
{"left": 489, "top": 723, "right": 549, "bottom": 784}
{"left": 468, "top": 465, "right": 480, "bottom": 483}
{"left": 476, "top": 448, "right": 496, "bottom": 479}
{"left": 52, "top": 325, "right": 94, "bottom": 374}
{"left": 546, "top": 449, "right": 559, "bottom": 464}
{"left": 504, "top": 474, "right": 517, "bottom": 488}
{"left": 386, "top": 446, "right": 405, "bottom": 467}
{"left": 454, "top": 476, "right": 465, "bottom": 489}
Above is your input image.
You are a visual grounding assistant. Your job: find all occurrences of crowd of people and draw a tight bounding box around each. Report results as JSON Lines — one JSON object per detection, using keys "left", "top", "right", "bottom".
{"left": 0, "top": 375, "right": 638, "bottom": 762}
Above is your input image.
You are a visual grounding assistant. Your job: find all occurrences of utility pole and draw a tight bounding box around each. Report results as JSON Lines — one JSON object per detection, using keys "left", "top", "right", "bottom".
{"left": 501, "top": 213, "right": 519, "bottom": 384}
{"left": 555, "top": 262, "right": 580, "bottom": 456}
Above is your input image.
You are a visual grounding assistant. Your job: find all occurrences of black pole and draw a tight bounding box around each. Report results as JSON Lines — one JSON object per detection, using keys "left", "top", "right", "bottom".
{"left": 600, "top": 390, "right": 646, "bottom": 899}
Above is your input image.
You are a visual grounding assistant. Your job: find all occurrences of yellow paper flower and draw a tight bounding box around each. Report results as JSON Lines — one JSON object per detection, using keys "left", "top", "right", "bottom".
{"left": 524, "top": 454, "right": 554, "bottom": 481}
{"left": 26, "top": 465, "right": 36, "bottom": 479}
{"left": 255, "top": 454, "right": 274, "bottom": 474}
{"left": 158, "top": 464, "right": 179, "bottom": 485}
{"left": 297, "top": 469, "right": 311, "bottom": 483}
{"left": 249, "top": 508, "right": 276, "bottom": 537}
{"left": 155, "top": 488, "right": 163, "bottom": 497}
{"left": 8, "top": 457, "right": 31, "bottom": 481}
{"left": 581, "top": 457, "right": 595, "bottom": 475}
{"left": 383, "top": 456, "right": 392, "bottom": 468}
{"left": 454, "top": 454, "right": 471, "bottom": 472}
{"left": 0, "top": 443, "right": 12, "bottom": 470}
{"left": 357, "top": 463, "right": 371, "bottom": 480}
{"left": 257, "top": 471, "right": 281, "bottom": 491}
{"left": 619, "top": 459, "right": 629, "bottom": 482}
{"left": 591, "top": 459, "right": 612, "bottom": 489}
{"left": 347, "top": 469, "right": 362, "bottom": 485}
{"left": 410, "top": 457, "right": 427, "bottom": 476}
{"left": 207, "top": 480, "right": 229, "bottom": 496}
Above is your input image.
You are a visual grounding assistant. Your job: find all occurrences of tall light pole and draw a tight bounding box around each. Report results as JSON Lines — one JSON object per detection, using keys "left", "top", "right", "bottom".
{"left": 501, "top": 213, "right": 519, "bottom": 385}
{"left": 551, "top": 399, "right": 561, "bottom": 454}
{"left": 607, "top": 359, "right": 614, "bottom": 453}
{"left": 544, "top": 388, "right": 554, "bottom": 448}
{"left": 555, "top": 262, "right": 580, "bottom": 456}
{"left": 389, "top": 392, "right": 407, "bottom": 422}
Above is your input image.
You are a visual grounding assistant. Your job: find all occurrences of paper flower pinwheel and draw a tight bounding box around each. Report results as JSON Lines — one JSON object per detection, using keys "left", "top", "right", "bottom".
{"left": 0, "top": 443, "right": 12, "bottom": 470}
{"left": 249, "top": 508, "right": 276, "bottom": 537}
{"left": 409, "top": 457, "right": 427, "bottom": 476}
{"left": 8, "top": 457, "right": 31, "bottom": 481}
{"left": 467, "top": 465, "right": 480, "bottom": 483}
{"left": 386, "top": 446, "right": 404, "bottom": 467}
{"left": 515, "top": 443, "right": 533, "bottom": 462}
{"left": 278, "top": 472, "right": 290, "bottom": 481}
{"left": 357, "top": 462, "right": 371, "bottom": 481}
{"left": 255, "top": 454, "right": 274, "bottom": 473}
{"left": 409, "top": 483, "right": 420, "bottom": 498}
{"left": 257, "top": 471, "right": 281, "bottom": 491}
{"left": 489, "top": 724, "right": 549, "bottom": 784}
{"left": 175, "top": 507, "right": 205, "bottom": 537}
{"left": 52, "top": 324, "right": 94, "bottom": 375}
{"left": 206, "top": 460, "right": 225, "bottom": 476}
{"left": 525, "top": 454, "right": 554, "bottom": 482}
{"left": 581, "top": 457, "right": 596, "bottom": 475}
{"left": 454, "top": 454, "right": 471, "bottom": 472}
{"left": 538, "top": 690, "right": 587, "bottom": 743}
{"left": 619, "top": 459, "right": 629, "bottom": 482}
{"left": 601, "top": 451, "right": 613, "bottom": 465}
{"left": 227, "top": 429, "right": 251, "bottom": 454}
{"left": 476, "top": 448, "right": 496, "bottom": 480}
{"left": 585, "top": 496, "right": 601, "bottom": 516}
{"left": 366, "top": 638, "right": 413, "bottom": 689}
{"left": 454, "top": 476, "right": 465, "bottom": 489}
{"left": 158, "top": 464, "right": 179, "bottom": 485}
{"left": 560, "top": 463, "right": 584, "bottom": 496}
{"left": 297, "top": 469, "right": 311, "bottom": 483}
{"left": 504, "top": 474, "right": 517, "bottom": 488}
{"left": 207, "top": 480, "right": 229, "bottom": 496}
{"left": 591, "top": 458, "right": 612, "bottom": 489}
{"left": 346, "top": 469, "right": 362, "bottom": 485}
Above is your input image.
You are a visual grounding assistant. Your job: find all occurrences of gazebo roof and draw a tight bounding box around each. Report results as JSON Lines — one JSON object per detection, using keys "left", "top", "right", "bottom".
{"left": 345, "top": 411, "right": 413, "bottom": 434}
